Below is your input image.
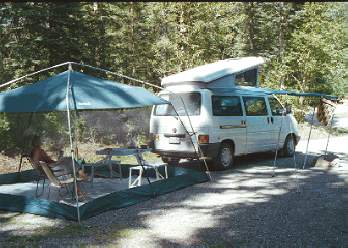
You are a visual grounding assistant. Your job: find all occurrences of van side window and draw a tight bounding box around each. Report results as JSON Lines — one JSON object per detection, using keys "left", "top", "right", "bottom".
{"left": 269, "top": 97, "right": 284, "bottom": 116}
{"left": 243, "top": 97, "right": 268, "bottom": 116}
{"left": 212, "top": 96, "right": 242, "bottom": 116}
{"left": 154, "top": 93, "right": 201, "bottom": 116}
{"left": 235, "top": 68, "right": 257, "bottom": 87}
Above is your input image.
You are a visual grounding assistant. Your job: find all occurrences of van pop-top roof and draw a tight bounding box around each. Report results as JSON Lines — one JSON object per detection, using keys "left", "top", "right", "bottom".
{"left": 161, "top": 56, "right": 265, "bottom": 88}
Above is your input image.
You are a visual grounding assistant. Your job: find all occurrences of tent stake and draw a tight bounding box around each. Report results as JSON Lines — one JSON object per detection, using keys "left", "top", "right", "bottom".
{"left": 302, "top": 106, "right": 316, "bottom": 169}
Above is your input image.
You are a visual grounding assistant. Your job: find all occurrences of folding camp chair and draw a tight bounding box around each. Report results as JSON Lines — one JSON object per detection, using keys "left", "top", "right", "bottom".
{"left": 22, "top": 154, "right": 47, "bottom": 197}
{"left": 20, "top": 147, "right": 65, "bottom": 198}
{"left": 40, "top": 162, "right": 87, "bottom": 201}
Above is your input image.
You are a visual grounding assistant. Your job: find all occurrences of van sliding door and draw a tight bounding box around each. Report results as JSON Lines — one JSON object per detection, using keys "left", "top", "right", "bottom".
{"left": 211, "top": 95, "right": 246, "bottom": 155}
{"left": 267, "top": 97, "right": 286, "bottom": 149}
{"left": 242, "top": 96, "right": 274, "bottom": 153}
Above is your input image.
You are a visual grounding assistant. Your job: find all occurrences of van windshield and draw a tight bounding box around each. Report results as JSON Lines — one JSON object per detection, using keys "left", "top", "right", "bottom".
{"left": 154, "top": 93, "right": 201, "bottom": 116}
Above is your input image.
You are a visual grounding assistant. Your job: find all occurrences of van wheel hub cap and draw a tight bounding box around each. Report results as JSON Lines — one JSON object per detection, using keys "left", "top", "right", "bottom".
{"left": 221, "top": 148, "right": 232, "bottom": 167}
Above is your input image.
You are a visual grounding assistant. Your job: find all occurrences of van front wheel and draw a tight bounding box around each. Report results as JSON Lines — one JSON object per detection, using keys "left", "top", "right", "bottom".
{"left": 282, "top": 135, "right": 296, "bottom": 157}
{"left": 214, "top": 143, "right": 234, "bottom": 170}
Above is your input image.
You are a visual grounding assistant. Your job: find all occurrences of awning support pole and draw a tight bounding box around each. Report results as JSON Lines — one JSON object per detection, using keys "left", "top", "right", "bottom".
{"left": 171, "top": 104, "right": 212, "bottom": 180}
{"left": 302, "top": 106, "right": 316, "bottom": 169}
{"left": 66, "top": 63, "right": 81, "bottom": 223}
{"left": 178, "top": 99, "right": 212, "bottom": 180}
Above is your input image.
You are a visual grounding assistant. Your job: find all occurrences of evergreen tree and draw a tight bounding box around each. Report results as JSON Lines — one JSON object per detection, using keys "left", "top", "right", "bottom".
{"left": 0, "top": 2, "right": 346, "bottom": 153}
{"left": 283, "top": 3, "right": 345, "bottom": 96}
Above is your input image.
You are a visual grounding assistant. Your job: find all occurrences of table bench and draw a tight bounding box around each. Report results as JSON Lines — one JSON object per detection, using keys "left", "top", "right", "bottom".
{"left": 129, "top": 163, "right": 168, "bottom": 188}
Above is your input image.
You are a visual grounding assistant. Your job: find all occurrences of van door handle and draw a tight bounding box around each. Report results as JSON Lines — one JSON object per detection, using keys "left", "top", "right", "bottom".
{"left": 267, "top": 117, "right": 270, "bottom": 124}
{"left": 270, "top": 117, "right": 274, "bottom": 124}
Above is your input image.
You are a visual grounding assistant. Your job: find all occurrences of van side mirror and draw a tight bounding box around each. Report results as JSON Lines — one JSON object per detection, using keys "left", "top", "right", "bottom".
{"left": 285, "top": 104, "right": 292, "bottom": 115}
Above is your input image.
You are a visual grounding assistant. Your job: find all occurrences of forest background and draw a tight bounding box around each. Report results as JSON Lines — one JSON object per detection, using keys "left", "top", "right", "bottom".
{"left": 0, "top": 2, "right": 347, "bottom": 155}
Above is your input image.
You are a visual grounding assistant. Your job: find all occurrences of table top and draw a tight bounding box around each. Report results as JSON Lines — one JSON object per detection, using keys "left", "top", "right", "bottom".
{"left": 96, "top": 147, "right": 152, "bottom": 156}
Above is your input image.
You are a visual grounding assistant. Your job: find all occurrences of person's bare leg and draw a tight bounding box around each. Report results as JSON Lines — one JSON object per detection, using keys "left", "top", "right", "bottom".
{"left": 78, "top": 169, "right": 88, "bottom": 180}
{"left": 76, "top": 186, "right": 87, "bottom": 200}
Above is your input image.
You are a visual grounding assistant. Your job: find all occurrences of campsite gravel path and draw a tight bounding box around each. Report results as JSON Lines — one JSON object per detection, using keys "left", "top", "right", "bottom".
{"left": 1, "top": 136, "right": 347, "bottom": 247}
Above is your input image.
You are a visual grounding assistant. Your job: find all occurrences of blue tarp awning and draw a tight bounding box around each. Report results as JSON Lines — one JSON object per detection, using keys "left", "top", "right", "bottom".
{"left": 0, "top": 70, "right": 168, "bottom": 113}
{"left": 268, "top": 89, "right": 337, "bottom": 100}
{"left": 211, "top": 86, "right": 337, "bottom": 100}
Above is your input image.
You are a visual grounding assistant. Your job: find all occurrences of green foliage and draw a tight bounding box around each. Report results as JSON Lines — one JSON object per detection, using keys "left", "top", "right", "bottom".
{"left": 261, "top": 3, "right": 346, "bottom": 98}
{"left": 0, "top": 112, "right": 67, "bottom": 155}
{"left": 0, "top": 2, "right": 346, "bottom": 152}
{"left": 74, "top": 116, "right": 87, "bottom": 142}
{"left": 343, "top": 3, "right": 348, "bottom": 95}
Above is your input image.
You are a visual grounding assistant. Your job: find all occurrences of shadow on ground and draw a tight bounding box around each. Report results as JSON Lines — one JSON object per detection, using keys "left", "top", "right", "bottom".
{"left": 0, "top": 151, "right": 347, "bottom": 247}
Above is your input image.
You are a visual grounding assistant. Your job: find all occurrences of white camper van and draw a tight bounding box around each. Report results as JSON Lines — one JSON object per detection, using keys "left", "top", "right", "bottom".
{"left": 149, "top": 57, "right": 300, "bottom": 170}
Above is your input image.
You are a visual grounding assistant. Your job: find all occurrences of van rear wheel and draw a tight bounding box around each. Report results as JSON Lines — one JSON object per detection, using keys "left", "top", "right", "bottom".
{"left": 213, "top": 143, "right": 234, "bottom": 170}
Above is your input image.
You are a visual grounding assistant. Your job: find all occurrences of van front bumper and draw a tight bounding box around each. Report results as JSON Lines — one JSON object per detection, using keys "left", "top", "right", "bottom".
{"left": 154, "top": 143, "right": 220, "bottom": 160}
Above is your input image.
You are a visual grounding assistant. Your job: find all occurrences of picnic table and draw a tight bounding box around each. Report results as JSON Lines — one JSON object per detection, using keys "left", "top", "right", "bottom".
{"left": 94, "top": 147, "right": 152, "bottom": 181}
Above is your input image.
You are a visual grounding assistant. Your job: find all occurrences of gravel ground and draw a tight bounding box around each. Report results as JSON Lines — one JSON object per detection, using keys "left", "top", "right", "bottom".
{"left": 0, "top": 136, "right": 347, "bottom": 247}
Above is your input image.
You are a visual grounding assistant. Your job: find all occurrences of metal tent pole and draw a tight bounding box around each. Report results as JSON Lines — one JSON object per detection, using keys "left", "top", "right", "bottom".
{"left": 176, "top": 97, "right": 212, "bottom": 180}
{"left": 66, "top": 63, "right": 81, "bottom": 223}
{"left": 171, "top": 103, "right": 212, "bottom": 180}
{"left": 0, "top": 62, "right": 71, "bottom": 89}
{"left": 302, "top": 106, "right": 316, "bottom": 170}
{"left": 69, "top": 68, "right": 81, "bottom": 163}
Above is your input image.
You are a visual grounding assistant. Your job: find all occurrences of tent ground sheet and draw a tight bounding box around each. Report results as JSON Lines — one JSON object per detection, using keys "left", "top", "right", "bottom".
{"left": 0, "top": 164, "right": 209, "bottom": 221}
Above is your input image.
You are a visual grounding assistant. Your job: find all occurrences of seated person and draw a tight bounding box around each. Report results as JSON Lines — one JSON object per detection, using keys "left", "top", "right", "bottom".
{"left": 30, "top": 136, "right": 88, "bottom": 181}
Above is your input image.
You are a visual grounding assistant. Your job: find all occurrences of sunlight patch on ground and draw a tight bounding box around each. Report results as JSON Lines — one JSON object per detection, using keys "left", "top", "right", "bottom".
{"left": 0, "top": 212, "right": 63, "bottom": 236}
{"left": 115, "top": 229, "right": 164, "bottom": 248}
{"left": 145, "top": 208, "right": 217, "bottom": 244}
